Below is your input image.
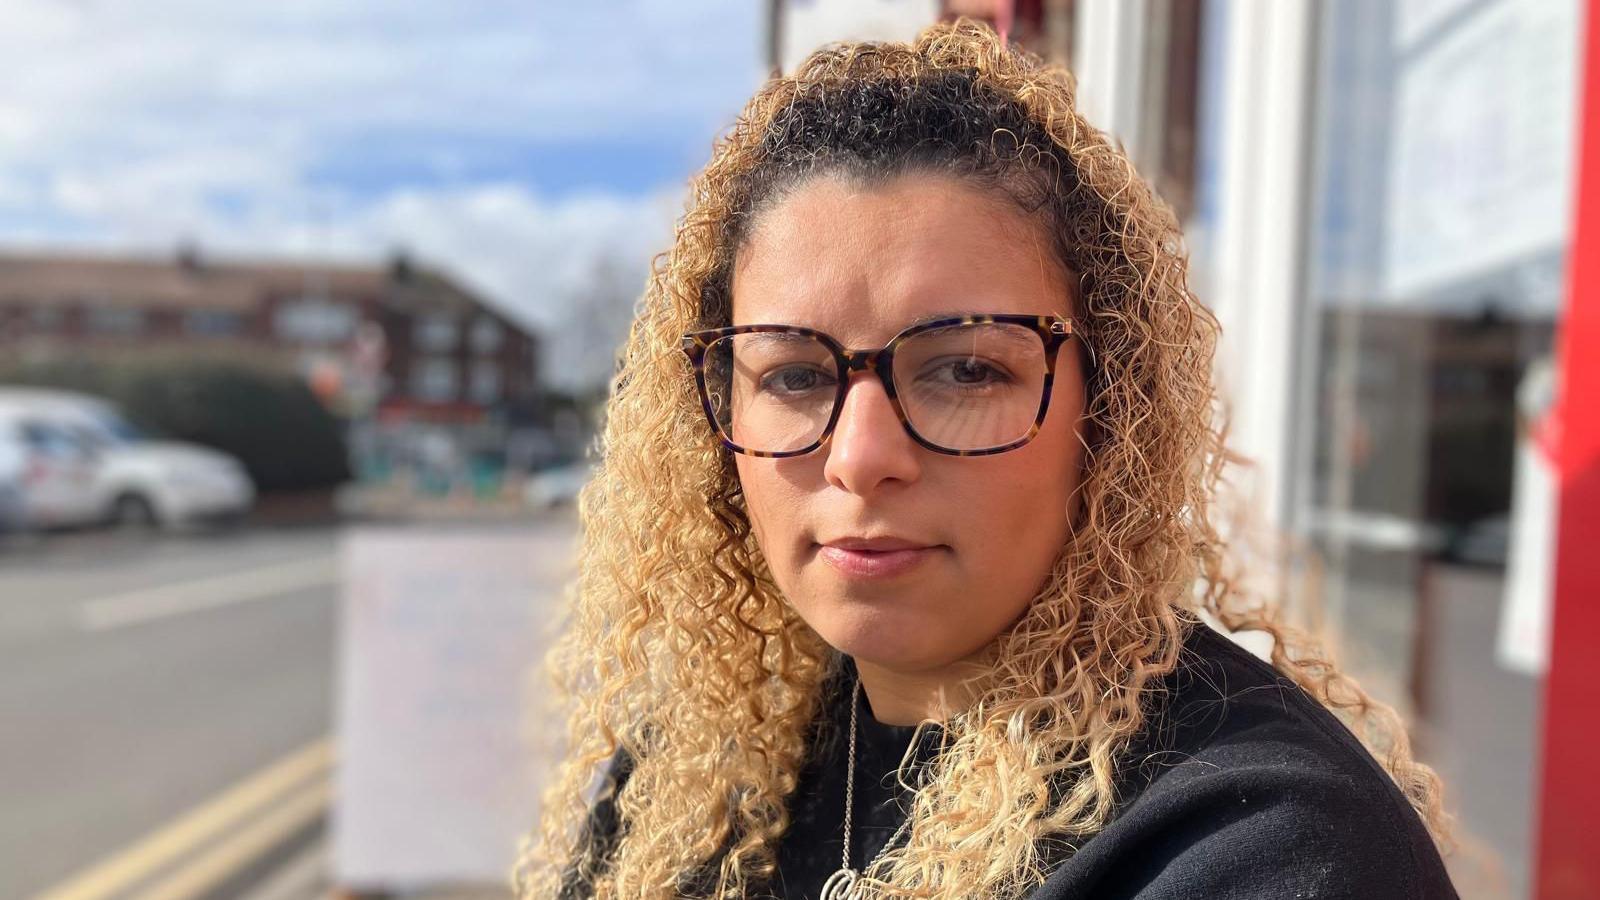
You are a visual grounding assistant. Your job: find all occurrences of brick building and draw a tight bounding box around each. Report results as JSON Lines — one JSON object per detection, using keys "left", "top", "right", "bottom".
{"left": 0, "top": 248, "right": 543, "bottom": 424}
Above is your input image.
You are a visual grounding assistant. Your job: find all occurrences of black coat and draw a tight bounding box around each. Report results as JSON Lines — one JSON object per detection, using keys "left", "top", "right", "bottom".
{"left": 561, "top": 620, "right": 1458, "bottom": 899}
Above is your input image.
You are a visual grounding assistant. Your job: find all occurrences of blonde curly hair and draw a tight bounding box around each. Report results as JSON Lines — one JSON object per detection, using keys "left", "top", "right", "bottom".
{"left": 514, "top": 19, "right": 1448, "bottom": 899}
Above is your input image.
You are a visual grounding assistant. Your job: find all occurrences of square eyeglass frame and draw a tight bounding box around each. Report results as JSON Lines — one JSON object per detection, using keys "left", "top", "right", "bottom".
{"left": 679, "top": 313, "right": 1077, "bottom": 458}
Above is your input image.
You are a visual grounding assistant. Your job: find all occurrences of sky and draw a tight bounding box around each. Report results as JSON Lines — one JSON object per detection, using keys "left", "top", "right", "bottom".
{"left": 0, "top": 0, "right": 765, "bottom": 386}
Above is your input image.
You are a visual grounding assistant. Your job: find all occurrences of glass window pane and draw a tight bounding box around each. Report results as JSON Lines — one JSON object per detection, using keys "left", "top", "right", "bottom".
{"left": 1296, "top": 2, "right": 1578, "bottom": 893}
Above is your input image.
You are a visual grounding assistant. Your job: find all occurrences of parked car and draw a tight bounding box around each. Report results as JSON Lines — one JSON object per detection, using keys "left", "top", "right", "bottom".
{"left": 0, "top": 426, "right": 37, "bottom": 533}
{"left": 0, "top": 405, "right": 103, "bottom": 530}
{"left": 0, "top": 388, "right": 256, "bottom": 530}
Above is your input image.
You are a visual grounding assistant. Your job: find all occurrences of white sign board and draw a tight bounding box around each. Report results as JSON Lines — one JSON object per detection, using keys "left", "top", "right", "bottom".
{"left": 1388, "top": 0, "right": 1574, "bottom": 302}
{"left": 332, "top": 526, "right": 575, "bottom": 890}
{"left": 1396, "top": 0, "right": 1477, "bottom": 49}
{"left": 781, "top": 0, "right": 940, "bottom": 73}
{"left": 1384, "top": 0, "right": 1580, "bottom": 301}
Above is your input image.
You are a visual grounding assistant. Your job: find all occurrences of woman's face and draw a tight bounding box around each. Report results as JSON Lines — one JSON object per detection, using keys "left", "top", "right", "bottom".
{"left": 730, "top": 172, "right": 1088, "bottom": 674}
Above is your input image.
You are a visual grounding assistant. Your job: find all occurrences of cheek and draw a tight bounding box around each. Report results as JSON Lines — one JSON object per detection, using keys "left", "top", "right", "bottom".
{"left": 733, "top": 458, "right": 796, "bottom": 558}
{"left": 733, "top": 458, "right": 764, "bottom": 539}
{"left": 966, "top": 453, "right": 1075, "bottom": 555}
{"left": 959, "top": 417, "right": 1084, "bottom": 581}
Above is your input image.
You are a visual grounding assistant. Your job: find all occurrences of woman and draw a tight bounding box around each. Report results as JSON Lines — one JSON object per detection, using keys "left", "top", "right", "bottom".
{"left": 516, "top": 21, "right": 1456, "bottom": 900}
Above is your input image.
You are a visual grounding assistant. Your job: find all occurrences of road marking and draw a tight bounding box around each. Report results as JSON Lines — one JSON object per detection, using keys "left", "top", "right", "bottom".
{"left": 78, "top": 556, "right": 339, "bottom": 631}
{"left": 128, "top": 779, "right": 331, "bottom": 900}
{"left": 29, "top": 738, "right": 335, "bottom": 900}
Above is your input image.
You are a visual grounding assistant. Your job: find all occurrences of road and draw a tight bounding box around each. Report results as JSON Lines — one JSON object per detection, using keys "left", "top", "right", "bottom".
{"left": 0, "top": 515, "right": 573, "bottom": 900}
{"left": 1, "top": 526, "right": 340, "bottom": 899}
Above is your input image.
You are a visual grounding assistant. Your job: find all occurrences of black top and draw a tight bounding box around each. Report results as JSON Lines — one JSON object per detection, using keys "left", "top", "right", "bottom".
{"left": 563, "top": 621, "right": 1458, "bottom": 898}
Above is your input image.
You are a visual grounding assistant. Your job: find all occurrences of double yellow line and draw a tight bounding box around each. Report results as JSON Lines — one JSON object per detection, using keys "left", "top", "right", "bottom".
{"left": 32, "top": 738, "right": 335, "bottom": 900}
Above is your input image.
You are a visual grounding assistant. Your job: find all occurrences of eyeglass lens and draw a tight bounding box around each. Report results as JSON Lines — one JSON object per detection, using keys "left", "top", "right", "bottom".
{"left": 702, "top": 322, "right": 1049, "bottom": 454}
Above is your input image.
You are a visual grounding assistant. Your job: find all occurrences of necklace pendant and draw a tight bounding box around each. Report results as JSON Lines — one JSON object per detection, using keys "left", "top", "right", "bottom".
{"left": 820, "top": 866, "right": 860, "bottom": 900}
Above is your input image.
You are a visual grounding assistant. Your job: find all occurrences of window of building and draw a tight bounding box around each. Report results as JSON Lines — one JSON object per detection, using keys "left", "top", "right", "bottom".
{"left": 413, "top": 311, "right": 460, "bottom": 352}
{"left": 85, "top": 306, "right": 146, "bottom": 335}
{"left": 273, "top": 296, "right": 358, "bottom": 345}
{"left": 30, "top": 306, "right": 65, "bottom": 331}
{"left": 468, "top": 361, "right": 501, "bottom": 404}
{"left": 469, "top": 315, "right": 504, "bottom": 354}
{"left": 1280, "top": 2, "right": 1577, "bottom": 890}
{"left": 184, "top": 309, "right": 247, "bottom": 337}
{"left": 410, "top": 357, "right": 458, "bottom": 402}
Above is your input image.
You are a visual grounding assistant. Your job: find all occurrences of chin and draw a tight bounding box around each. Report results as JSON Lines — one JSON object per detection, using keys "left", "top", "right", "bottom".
{"left": 813, "top": 615, "right": 953, "bottom": 673}
{"left": 784, "top": 567, "right": 971, "bottom": 670}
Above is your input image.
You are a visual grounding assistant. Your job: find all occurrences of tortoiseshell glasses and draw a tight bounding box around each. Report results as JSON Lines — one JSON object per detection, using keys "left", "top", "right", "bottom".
{"left": 680, "top": 314, "right": 1075, "bottom": 458}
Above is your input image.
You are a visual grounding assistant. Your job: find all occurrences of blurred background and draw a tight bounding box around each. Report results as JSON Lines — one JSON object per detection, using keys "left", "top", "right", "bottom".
{"left": 1, "top": 1, "right": 1592, "bottom": 899}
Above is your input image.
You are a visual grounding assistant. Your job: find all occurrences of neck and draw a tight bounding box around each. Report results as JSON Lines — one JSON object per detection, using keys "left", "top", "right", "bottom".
{"left": 852, "top": 652, "right": 993, "bottom": 726}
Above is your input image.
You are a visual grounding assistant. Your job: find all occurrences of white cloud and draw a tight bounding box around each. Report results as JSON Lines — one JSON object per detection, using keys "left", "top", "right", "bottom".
{"left": 0, "top": 1, "right": 761, "bottom": 147}
{"left": 0, "top": 0, "right": 763, "bottom": 387}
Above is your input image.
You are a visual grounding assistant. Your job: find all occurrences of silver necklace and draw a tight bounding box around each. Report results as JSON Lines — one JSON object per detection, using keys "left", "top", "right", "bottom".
{"left": 819, "top": 677, "right": 915, "bottom": 900}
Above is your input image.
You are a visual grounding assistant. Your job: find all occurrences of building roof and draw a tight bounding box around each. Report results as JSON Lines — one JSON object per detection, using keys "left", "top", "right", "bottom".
{"left": 0, "top": 249, "right": 500, "bottom": 320}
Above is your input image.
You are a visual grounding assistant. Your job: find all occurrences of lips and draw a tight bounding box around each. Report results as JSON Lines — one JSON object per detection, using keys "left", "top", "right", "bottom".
{"left": 817, "top": 535, "right": 942, "bottom": 578}
{"left": 820, "top": 535, "right": 932, "bottom": 552}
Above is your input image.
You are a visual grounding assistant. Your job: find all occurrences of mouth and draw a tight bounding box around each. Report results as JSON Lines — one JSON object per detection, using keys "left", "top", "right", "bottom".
{"left": 815, "top": 539, "right": 944, "bottom": 579}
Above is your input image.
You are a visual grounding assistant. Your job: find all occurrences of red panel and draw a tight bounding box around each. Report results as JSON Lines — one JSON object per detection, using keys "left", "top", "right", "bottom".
{"left": 1535, "top": 1, "right": 1600, "bottom": 897}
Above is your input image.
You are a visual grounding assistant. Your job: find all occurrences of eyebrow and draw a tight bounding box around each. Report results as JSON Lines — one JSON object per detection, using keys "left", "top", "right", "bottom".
{"left": 736, "top": 311, "right": 1046, "bottom": 357}
{"left": 906, "top": 310, "right": 986, "bottom": 327}
{"left": 738, "top": 310, "right": 984, "bottom": 328}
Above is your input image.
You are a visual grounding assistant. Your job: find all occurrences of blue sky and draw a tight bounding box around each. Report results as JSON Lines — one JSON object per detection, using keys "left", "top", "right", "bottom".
{"left": 301, "top": 131, "right": 714, "bottom": 200}
{"left": 0, "top": 0, "right": 765, "bottom": 377}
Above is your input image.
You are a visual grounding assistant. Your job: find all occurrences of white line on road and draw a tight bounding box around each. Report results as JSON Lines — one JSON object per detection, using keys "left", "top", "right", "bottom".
{"left": 77, "top": 556, "right": 340, "bottom": 632}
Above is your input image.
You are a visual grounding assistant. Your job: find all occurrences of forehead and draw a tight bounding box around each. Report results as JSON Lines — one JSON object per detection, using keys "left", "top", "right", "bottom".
{"left": 729, "top": 173, "right": 1072, "bottom": 342}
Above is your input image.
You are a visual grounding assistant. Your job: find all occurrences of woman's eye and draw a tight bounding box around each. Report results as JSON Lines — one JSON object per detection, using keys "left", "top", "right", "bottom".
{"left": 759, "top": 365, "right": 832, "bottom": 394}
{"left": 924, "top": 357, "right": 1010, "bottom": 386}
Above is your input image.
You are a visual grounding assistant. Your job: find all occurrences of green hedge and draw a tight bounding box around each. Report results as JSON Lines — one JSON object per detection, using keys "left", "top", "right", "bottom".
{"left": 1, "top": 355, "right": 351, "bottom": 493}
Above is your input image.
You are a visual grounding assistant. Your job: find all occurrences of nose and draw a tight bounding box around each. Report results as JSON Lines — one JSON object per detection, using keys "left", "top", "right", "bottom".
{"left": 821, "top": 371, "right": 921, "bottom": 495}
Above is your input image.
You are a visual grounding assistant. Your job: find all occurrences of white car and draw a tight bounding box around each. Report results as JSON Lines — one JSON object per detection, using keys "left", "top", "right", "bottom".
{"left": 0, "top": 404, "right": 102, "bottom": 529}
{"left": 0, "top": 436, "right": 26, "bottom": 533}
{"left": 0, "top": 388, "right": 256, "bottom": 530}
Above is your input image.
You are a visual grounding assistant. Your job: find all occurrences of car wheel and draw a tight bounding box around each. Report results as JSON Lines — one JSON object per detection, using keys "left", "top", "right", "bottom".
{"left": 111, "top": 493, "right": 160, "bottom": 531}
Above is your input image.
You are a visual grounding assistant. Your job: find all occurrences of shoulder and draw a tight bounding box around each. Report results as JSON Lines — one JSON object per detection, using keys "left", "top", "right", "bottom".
{"left": 585, "top": 744, "right": 636, "bottom": 842}
{"left": 1130, "top": 622, "right": 1401, "bottom": 792}
{"left": 555, "top": 745, "right": 636, "bottom": 899}
{"left": 1032, "top": 622, "right": 1456, "bottom": 899}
